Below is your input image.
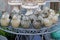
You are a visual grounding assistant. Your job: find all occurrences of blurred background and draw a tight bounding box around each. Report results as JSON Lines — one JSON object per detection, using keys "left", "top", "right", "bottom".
{"left": 0, "top": 0, "right": 60, "bottom": 40}
{"left": 0, "top": 0, "right": 60, "bottom": 12}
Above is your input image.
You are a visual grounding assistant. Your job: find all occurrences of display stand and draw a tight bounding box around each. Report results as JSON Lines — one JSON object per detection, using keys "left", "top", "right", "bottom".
{"left": 0, "top": 0, "right": 60, "bottom": 40}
